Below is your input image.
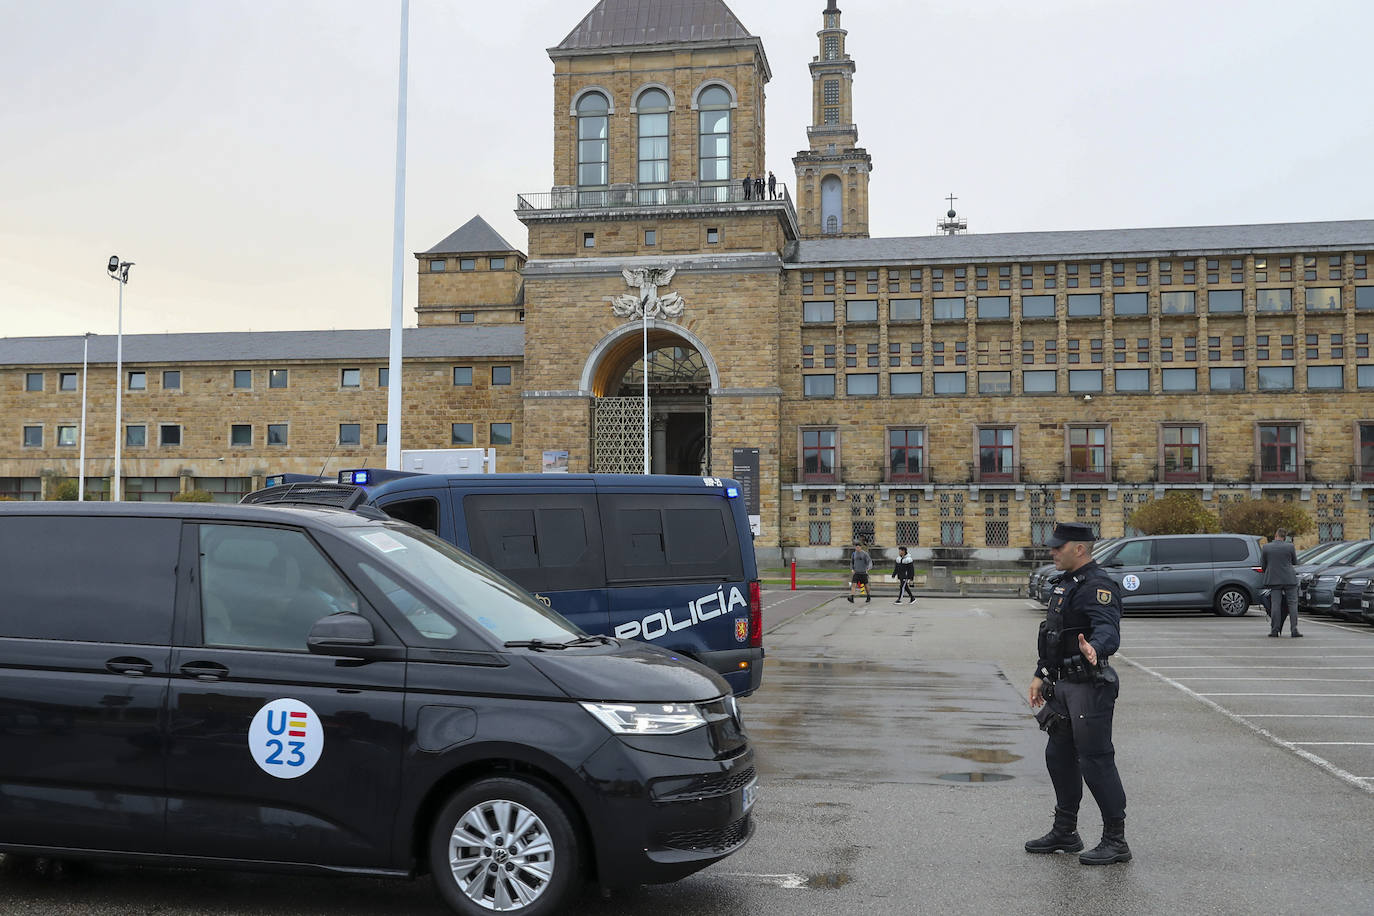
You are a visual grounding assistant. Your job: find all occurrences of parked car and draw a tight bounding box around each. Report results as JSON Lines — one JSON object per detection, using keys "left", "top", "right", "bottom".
{"left": 1331, "top": 565, "right": 1374, "bottom": 620}
{"left": 0, "top": 502, "right": 756, "bottom": 915}
{"left": 248, "top": 471, "right": 764, "bottom": 696}
{"left": 1095, "top": 533, "right": 1264, "bottom": 615}
{"left": 1298, "top": 541, "right": 1374, "bottom": 616}
{"left": 1028, "top": 538, "right": 1119, "bottom": 604}
{"left": 1359, "top": 579, "right": 1374, "bottom": 625}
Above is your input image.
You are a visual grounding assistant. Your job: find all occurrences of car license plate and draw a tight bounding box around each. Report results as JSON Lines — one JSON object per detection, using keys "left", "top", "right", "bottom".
{"left": 741, "top": 777, "right": 758, "bottom": 813}
{"left": 1363, "top": 600, "right": 1370, "bottom": 610}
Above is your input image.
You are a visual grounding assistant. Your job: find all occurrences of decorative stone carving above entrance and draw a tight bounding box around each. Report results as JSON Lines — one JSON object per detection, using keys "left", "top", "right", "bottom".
{"left": 608, "top": 267, "right": 685, "bottom": 320}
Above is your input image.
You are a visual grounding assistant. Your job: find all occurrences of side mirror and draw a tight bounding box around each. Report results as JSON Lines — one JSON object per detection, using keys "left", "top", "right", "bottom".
{"left": 307, "top": 613, "right": 402, "bottom": 660}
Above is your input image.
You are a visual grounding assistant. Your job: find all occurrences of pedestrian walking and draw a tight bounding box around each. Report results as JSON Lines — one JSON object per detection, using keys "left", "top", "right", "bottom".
{"left": 847, "top": 541, "right": 872, "bottom": 603}
{"left": 892, "top": 546, "right": 916, "bottom": 603}
{"left": 1262, "top": 527, "right": 1301, "bottom": 637}
{"left": 1027, "top": 522, "right": 1131, "bottom": 865}
{"left": 768, "top": 171, "right": 777, "bottom": 199}
{"left": 742, "top": 173, "right": 752, "bottom": 200}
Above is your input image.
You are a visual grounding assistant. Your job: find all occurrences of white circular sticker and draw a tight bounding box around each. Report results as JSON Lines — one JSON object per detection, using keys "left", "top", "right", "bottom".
{"left": 249, "top": 699, "right": 324, "bottom": 779}
{"left": 1122, "top": 574, "right": 1141, "bottom": 592}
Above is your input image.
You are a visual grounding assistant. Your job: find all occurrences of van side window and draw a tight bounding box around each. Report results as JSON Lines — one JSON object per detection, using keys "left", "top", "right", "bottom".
{"left": 379, "top": 497, "right": 440, "bottom": 534}
{"left": 198, "top": 524, "right": 360, "bottom": 651}
{"left": 1110, "top": 540, "right": 1153, "bottom": 566}
{"left": 462, "top": 493, "right": 603, "bottom": 592}
{"left": 1154, "top": 538, "right": 1201, "bottom": 565}
{"left": 601, "top": 494, "right": 744, "bottom": 583}
{"left": 1210, "top": 537, "right": 1250, "bottom": 563}
{"left": 0, "top": 516, "right": 178, "bottom": 645}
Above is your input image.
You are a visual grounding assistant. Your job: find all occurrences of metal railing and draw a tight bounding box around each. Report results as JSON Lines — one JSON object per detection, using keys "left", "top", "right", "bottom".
{"left": 1151, "top": 463, "right": 1214, "bottom": 483}
{"left": 1058, "top": 461, "right": 1123, "bottom": 484}
{"left": 517, "top": 181, "right": 791, "bottom": 212}
{"left": 1247, "top": 460, "right": 1313, "bottom": 484}
{"left": 1352, "top": 464, "right": 1374, "bottom": 482}
{"left": 967, "top": 462, "right": 1027, "bottom": 484}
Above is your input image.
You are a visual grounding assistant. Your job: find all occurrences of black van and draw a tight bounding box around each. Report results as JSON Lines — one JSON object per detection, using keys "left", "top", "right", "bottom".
{"left": 0, "top": 503, "right": 755, "bottom": 915}
{"left": 248, "top": 471, "right": 764, "bottom": 696}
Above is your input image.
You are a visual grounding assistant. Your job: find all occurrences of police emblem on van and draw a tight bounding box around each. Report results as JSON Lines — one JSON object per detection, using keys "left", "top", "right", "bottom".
{"left": 735, "top": 618, "right": 748, "bottom": 643}
{"left": 614, "top": 586, "right": 748, "bottom": 641}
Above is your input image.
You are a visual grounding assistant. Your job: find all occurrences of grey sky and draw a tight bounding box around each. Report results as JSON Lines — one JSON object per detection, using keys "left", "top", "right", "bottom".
{"left": 2, "top": 0, "right": 1371, "bottom": 340}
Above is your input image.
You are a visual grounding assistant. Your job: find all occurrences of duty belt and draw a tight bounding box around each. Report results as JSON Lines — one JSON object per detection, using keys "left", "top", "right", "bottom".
{"left": 1050, "top": 657, "right": 1111, "bottom": 683}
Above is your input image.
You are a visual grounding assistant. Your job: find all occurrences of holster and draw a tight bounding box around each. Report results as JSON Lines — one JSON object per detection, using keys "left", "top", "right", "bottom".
{"left": 1035, "top": 703, "right": 1070, "bottom": 737}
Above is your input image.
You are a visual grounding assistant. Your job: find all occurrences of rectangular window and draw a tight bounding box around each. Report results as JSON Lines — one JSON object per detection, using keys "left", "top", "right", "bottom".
{"left": 1209, "top": 367, "right": 1245, "bottom": 391}
{"left": 1023, "top": 369, "right": 1057, "bottom": 393}
{"left": 492, "top": 366, "right": 512, "bottom": 386}
{"left": 1208, "top": 289, "right": 1243, "bottom": 313}
{"left": 160, "top": 370, "right": 180, "bottom": 390}
{"left": 1115, "top": 368, "right": 1149, "bottom": 392}
{"left": 1307, "top": 365, "right": 1343, "bottom": 390}
{"left": 490, "top": 423, "right": 513, "bottom": 445}
{"left": 934, "top": 371, "right": 966, "bottom": 395}
{"left": 706, "top": 228, "right": 719, "bottom": 244}
{"left": 233, "top": 369, "right": 252, "bottom": 389}
{"left": 451, "top": 423, "right": 474, "bottom": 446}
{"left": 429, "top": 259, "right": 446, "bottom": 272}
{"left": 459, "top": 313, "right": 476, "bottom": 323}
{"left": 1069, "top": 293, "right": 1103, "bottom": 317}
{"left": 1259, "top": 424, "right": 1299, "bottom": 479}
{"left": 644, "top": 230, "right": 656, "bottom": 246}
{"left": 804, "top": 375, "right": 836, "bottom": 397}
{"left": 125, "top": 425, "right": 146, "bottom": 447}
{"left": 933, "top": 297, "right": 965, "bottom": 321}
{"left": 802, "top": 429, "right": 837, "bottom": 480}
{"left": 846, "top": 300, "right": 878, "bottom": 322}
{"left": 809, "top": 521, "right": 831, "bottom": 545}
{"left": 1069, "top": 427, "right": 1107, "bottom": 479}
{"left": 888, "top": 428, "right": 925, "bottom": 481}
{"left": 1258, "top": 367, "right": 1295, "bottom": 391}
{"left": 978, "top": 427, "right": 1015, "bottom": 480}
{"left": 267, "top": 424, "right": 288, "bottom": 446}
{"left": 1160, "top": 291, "right": 1196, "bottom": 315}
{"left": 230, "top": 424, "right": 252, "bottom": 447}
{"left": 56, "top": 425, "right": 77, "bottom": 447}
{"left": 804, "top": 301, "right": 836, "bottom": 323}
{"left": 269, "top": 368, "right": 288, "bottom": 388}
{"left": 377, "top": 423, "right": 387, "bottom": 445}
{"left": 22, "top": 425, "right": 42, "bottom": 447}
{"left": 846, "top": 373, "right": 878, "bottom": 396}
{"left": 1256, "top": 289, "right": 1293, "bottom": 312}
{"left": 460, "top": 258, "right": 476, "bottom": 270}
{"left": 341, "top": 368, "right": 361, "bottom": 388}
{"left": 1306, "top": 287, "right": 1341, "bottom": 311}
{"left": 1112, "top": 292, "right": 1147, "bottom": 316}
{"left": 890, "top": 372, "right": 922, "bottom": 395}
{"left": 1161, "top": 368, "right": 1197, "bottom": 392}
{"left": 1022, "top": 295, "right": 1055, "bottom": 319}
{"left": 339, "top": 423, "right": 361, "bottom": 445}
{"left": 977, "top": 296, "right": 1010, "bottom": 319}
{"left": 159, "top": 424, "right": 181, "bottom": 447}
{"left": 453, "top": 366, "right": 473, "bottom": 386}
{"left": 1357, "top": 287, "right": 1373, "bottom": 310}
{"left": 978, "top": 371, "right": 1011, "bottom": 394}
{"left": 1068, "top": 369, "right": 1103, "bottom": 393}
{"left": 128, "top": 371, "right": 146, "bottom": 390}
{"left": 1359, "top": 365, "right": 1374, "bottom": 389}
{"left": 489, "top": 257, "right": 506, "bottom": 271}
{"left": 890, "top": 298, "right": 921, "bottom": 321}
{"left": 24, "top": 372, "right": 43, "bottom": 392}
{"left": 55, "top": 372, "right": 77, "bottom": 392}
{"left": 1163, "top": 425, "right": 1202, "bottom": 479}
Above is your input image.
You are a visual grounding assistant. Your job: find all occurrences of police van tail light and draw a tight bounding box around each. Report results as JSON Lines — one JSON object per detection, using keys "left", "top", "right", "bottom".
{"left": 748, "top": 580, "right": 763, "bottom": 648}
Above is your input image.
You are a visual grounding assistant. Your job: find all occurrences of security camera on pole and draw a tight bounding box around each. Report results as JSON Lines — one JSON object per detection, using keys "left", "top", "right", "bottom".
{"left": 107, "top": 256, "right": 133, "bottom": 501}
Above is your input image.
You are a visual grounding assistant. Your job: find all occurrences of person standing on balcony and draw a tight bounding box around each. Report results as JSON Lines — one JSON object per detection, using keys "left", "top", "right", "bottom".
{"left": 847, "top": 540, "right": 872, "bottom": 603}
{"left": 742, "top": 173, "right": 752, "bottom": 200}
{"left": 755, "top": 175, "right": 765, "bottom": 200}
{"left": 768, "top": 171, "right": 777, "bottom": 199}
{"left": 1262, "top": 527, "right": 1301, "bottom": 637}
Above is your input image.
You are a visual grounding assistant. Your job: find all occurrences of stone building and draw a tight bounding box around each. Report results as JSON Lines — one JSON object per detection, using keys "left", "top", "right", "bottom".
{"left": 3, "top": 0, "right": 1373, "bottom": 564}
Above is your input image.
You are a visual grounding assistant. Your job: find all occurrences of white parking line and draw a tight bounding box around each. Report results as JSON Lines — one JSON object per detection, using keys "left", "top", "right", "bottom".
{"left": 1176, "top": 678, "right": 1374, "bottom": 683}
{"left": 1292, "top": 742, "right": 1374, "bottom": 746}
{"left": 1129, "top": 655, "right": 1374, "bottom": 660}
{"left": 1246, "top": 714, "right": 1374, "bottom": 719}
{"left": 1145, "top": 666, "right": 1374, "bottom": 670}
{"left": 720, "top": 873, "right": 808, "bottom": 889}
{"left": 1196, "top": 693, "right": 1374, "bottom": 698}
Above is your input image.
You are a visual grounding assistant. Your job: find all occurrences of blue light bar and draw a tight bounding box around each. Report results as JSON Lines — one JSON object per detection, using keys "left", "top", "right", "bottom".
{"left": 337, "top": 470, "right": 370, "bottom": 486}
{"left": 725, "top": 486, "right": 740, "bottom": 498}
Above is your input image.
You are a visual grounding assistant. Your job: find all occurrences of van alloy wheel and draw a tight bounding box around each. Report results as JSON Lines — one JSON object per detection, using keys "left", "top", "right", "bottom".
{"left": 1214, "top": 587, "right": 1250, "bottom": 617}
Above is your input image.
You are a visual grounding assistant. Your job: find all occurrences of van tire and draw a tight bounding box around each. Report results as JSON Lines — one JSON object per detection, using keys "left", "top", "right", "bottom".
{"left": 1214, "top": 586, "right": 1251, "bottom": 617}
{"left": 429, "top": 776, "right": 581, "bottom": 916}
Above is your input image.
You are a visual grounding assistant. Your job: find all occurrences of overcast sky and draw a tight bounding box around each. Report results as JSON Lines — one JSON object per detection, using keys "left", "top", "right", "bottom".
{"left": 3, "top": 0, "right": 1371, "bottom": 340}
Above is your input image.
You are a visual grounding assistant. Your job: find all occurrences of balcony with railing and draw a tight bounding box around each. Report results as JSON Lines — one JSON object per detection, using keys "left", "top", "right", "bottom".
{"left": 518, "top": 181, "right": 793, "bottom": 214}
{"left": 1247, "top": 460, "right": 1314, "bottom": 484}
{"left": 1151, "top": 463, "right": 1214, "bottom": 484}
{"left": 967, "top": 462, "right": 1027, "bottom": 485}
{"left": 1353, "top": 464, "right": 1374, "bottom": 483}
{"left": 1059, "top": 461, "right": 1123, "bottom": 484}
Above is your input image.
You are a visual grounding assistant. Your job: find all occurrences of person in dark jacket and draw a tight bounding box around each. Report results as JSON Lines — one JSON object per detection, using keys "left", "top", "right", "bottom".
{"left": 892, "top": 546, "right": 916, "bottom": 603}
{"left": 1026, "top": 522, "right": 1131, "bottom": 866}
{"left": 1261, "top": 527, "right": 1301, "bottom": 637}
{"left": 768, "top": 171, "right": 777, "bottom": 199}
{"left": 742, "top": 174, "right": 752, "bottom": 200}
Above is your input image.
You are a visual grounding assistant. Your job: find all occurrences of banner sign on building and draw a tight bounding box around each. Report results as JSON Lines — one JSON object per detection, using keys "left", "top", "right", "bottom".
{"left": 732, "top": 447, "right": 761, "bottom": 536}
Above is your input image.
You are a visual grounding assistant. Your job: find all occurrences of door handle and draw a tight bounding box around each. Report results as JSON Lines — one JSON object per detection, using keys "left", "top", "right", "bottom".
{"left": 107, "top": 657, "right": 155, "bottom": 677}
{"left": 179, "top": 661, "right": 230, "bottom": 681}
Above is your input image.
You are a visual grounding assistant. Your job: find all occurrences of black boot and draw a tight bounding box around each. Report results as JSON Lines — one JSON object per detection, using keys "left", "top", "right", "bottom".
{"left": 1079, "top": 817, "right": 1131, "bottom": 865}
{"left": 1024, "top": 807, "right": 1083, "bottom": 854}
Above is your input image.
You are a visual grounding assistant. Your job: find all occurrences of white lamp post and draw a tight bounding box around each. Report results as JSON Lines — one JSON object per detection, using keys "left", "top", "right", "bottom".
{"left": 78, "top": 332, "right": 91, "bottom": 501}
{"left": 385, "top": 0, "right": 409, "bottom": 470}
{"left": 107, "top": 256, "right": 133, "bottom": 501}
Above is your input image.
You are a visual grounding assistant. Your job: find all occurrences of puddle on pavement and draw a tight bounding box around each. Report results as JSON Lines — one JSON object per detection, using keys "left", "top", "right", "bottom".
{"left": 805, "top": 872, "right": 852, "bottom": 889}
{"left": 937, "top": 772, "right": 1014, "bottom": 783}
{"left": 951, "top": 747, "right": 1023, "bottom": 764}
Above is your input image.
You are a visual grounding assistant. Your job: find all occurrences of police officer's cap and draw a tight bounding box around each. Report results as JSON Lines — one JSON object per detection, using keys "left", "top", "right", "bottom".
{"left": 1046, "top": 522, "right": 1097, "bottom": 547}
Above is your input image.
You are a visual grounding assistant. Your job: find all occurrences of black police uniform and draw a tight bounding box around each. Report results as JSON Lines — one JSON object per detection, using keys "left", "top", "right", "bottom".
{"left": 1026, "top": 523, "right": 1131, "bottom": 864}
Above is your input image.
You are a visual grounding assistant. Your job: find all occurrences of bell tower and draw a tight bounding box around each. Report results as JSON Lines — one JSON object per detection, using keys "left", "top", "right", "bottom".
{"left": 793, "top": 0, "right": 872, "bottom": 239}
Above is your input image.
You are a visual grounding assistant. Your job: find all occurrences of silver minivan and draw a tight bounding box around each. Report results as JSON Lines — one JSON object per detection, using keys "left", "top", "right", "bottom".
{"left": 1096, "top": 534, "right": 1263, "bottom": 615}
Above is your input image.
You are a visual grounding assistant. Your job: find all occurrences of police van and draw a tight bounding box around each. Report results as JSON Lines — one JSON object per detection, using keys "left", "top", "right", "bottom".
{"left": 248, "top": 471, "right": 764, "bottom": 696}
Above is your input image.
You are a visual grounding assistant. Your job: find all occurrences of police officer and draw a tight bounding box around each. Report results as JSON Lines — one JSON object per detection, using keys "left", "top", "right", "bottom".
{"left": 1026, "top": 522, "right": 1131, "bottom": 865}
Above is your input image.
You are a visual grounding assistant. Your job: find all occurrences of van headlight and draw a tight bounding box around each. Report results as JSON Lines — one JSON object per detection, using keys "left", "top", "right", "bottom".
{"left": 580, "top": 702, "right": 706, "bottom": 735}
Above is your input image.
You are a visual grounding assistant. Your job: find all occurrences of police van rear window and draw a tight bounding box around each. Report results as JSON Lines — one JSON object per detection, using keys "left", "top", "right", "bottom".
{"left": 600, "top": 493, "right": 743, "bottom": 584}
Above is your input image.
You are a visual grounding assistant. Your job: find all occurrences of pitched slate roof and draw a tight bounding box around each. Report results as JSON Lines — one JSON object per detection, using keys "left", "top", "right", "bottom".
{"left": 0, "top": 327, "right": 525, "bottom": 367}
{"left": 556, "top": 0, "right": 753, "bottom": 51}
{"left": 422, "top": 215, "right": 521, "bottom": 256}
{"left": 795, "top": 219, "right": 1374, "bottom": 265}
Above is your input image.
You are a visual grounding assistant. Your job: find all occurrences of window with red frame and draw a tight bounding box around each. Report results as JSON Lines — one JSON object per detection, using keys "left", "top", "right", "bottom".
{"left": 888, "top": 428, "right": 925, "bottom": 481}
{"left": 1259, "top": 424, "right": 1299, "bottom": 480}
{"left": 1361, "top": 423, "right": 1374, "bottom": 480}
{"left": 1069, "top": 427, "right": 1107, "bottom": 480}
{"left": 1162, "top": 425, "right": 1201, "bottom": 480}
{"left": 978, "top": 427, "right": 1015, "bottom": 480}
{"left": 802, "top": 429, "right": 837, "bottom": 480}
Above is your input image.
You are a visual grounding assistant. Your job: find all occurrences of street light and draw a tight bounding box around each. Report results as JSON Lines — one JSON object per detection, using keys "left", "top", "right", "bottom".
{"left": 78, "top": 332, "right": 92, "bottom": 501}
{"left": 107, "top": 256, "right": 133, "bottom": 501}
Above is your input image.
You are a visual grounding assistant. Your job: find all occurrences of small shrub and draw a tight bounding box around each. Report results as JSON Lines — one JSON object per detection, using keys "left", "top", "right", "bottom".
{"left": 49, "top": 480, "right": 79, "bottom": 501}
{"left": 172, "top": 489, "right": 215, "bottom": 503}
{"left": 1219, "top": 499, "right": 1314, "bottom": 539}
{"left": 1128, "top": 491, "right": 1220, "bottom": 535}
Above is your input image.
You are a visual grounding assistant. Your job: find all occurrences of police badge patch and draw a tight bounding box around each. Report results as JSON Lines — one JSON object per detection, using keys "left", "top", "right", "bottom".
{"left": 735, "top": 618, "right": 749, "bottom": 643}
{"left": 1097, "top": 588, "right": 1112, "bottom": 605}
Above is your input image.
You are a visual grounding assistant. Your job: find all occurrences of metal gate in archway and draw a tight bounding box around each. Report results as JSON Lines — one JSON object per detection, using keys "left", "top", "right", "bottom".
{"left": 592, "top": 397, "right": 646, "bottom": 474}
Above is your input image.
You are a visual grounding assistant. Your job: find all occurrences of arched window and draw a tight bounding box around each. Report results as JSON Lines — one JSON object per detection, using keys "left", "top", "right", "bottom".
{"left": 577, "top": 92, "right": 609, "bottom": 206}
{"left": 637, "top": 89, "right": 670, "bottom": 205}
{"left": 822, "top": 175, "right": 843, "bottom": 234}
{"left": 697, "top": 85, "right": 732, "bottom": 202}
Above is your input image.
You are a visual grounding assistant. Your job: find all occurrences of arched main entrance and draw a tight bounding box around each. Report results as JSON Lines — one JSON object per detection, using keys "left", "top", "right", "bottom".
{"left": 585, "top": 324, "right": 716, "bottom": 475}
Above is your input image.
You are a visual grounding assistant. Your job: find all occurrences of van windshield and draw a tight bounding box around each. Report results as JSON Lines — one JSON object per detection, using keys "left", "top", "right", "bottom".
{"left": 347, "top": 525, "right": 583, "bottom": 645}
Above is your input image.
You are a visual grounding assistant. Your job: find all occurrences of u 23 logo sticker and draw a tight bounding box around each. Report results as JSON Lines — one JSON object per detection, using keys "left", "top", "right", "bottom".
{"left": 249, "top": 699, "right": 324, "bottom": 778}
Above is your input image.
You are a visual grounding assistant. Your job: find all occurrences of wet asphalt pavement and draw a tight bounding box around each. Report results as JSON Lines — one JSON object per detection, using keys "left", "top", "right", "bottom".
{"left": 4, "top": 591, "right": 1374, "bottom": 914}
